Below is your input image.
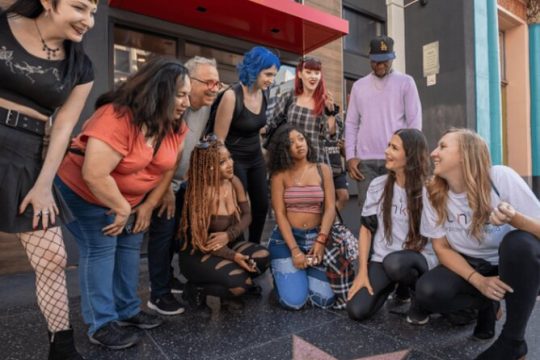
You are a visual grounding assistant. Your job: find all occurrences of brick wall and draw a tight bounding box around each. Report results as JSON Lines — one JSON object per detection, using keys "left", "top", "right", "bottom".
{"left": 498, "top": 0, "right": 528, "bottom": 20}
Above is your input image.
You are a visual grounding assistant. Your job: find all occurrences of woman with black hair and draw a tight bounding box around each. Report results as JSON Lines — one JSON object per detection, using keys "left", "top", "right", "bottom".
{"left": 267, "top": 124, "right": 336, "bottom": 310}
{"left": 0, "top": 0, "right": 96, "bottom": 358}
{"left": 346, "top": 129, "right": 437, "bottom": 323}
{"left": 56, "top": 57, "right": 190, "bottom": 350}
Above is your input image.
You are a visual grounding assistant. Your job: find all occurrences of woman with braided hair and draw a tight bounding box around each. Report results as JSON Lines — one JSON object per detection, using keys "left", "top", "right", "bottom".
{"left": 179, "top": 138, "right": 270, "bottom": 310}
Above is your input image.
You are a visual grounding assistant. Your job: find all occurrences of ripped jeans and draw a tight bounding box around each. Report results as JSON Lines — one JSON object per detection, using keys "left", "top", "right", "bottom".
{"left": 268, "top": 226, "right": 335, "bottom": 310}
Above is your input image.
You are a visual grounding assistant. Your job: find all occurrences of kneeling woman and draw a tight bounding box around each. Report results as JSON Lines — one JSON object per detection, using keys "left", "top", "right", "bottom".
{"left": 268, "top": 125, "right": 336, "bottom": 310}
{"left": 179, "top": 139, "right": 269, "bottom": 308}
{"left": 346, "top": 129, "right": 437, "bottom": 323}
{"left": 417, "top": 128, "right": 540, "bottom": 360}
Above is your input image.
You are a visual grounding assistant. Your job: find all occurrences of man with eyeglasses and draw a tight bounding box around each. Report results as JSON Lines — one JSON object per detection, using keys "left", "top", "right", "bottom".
{"left": 147, "top": 56, "right": 221, "bottom": 316}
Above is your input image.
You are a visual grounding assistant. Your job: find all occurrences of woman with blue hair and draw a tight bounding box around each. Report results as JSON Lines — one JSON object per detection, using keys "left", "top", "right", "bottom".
{"left": 214, "top": 46, "right": 280, "bottom": 244}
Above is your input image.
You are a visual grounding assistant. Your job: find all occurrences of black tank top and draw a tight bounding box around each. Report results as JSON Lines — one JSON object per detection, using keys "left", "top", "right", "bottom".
{"left": 225, "top": 87, "right": 267, "bottom": 161}
{"left": 0, "top": 13, "right": 93, "bottom": 116}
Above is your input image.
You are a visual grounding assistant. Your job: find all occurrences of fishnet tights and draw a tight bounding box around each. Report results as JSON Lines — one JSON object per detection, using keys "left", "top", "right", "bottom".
{"left": 17, "top": 227, "right": 70, "bottom": 332}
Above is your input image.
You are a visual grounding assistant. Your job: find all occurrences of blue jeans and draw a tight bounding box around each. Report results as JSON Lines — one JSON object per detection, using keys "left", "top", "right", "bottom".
{"left": 56, "top": 178, "right": 143, "bottom": 335}
{"left": 268, "top": 226, "right": 335, "bottom": 310}
{"left": 147, "top": 182, "right": 184, "bottom": 299}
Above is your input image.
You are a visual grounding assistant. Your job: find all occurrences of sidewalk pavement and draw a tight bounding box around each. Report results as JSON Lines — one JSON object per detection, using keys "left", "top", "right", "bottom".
{"left": 1, "top": 199, "right": 539, "bottom": 359}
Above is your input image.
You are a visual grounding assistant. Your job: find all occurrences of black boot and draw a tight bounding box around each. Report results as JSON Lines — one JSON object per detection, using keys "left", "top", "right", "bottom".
{"left": 182, "top": 282, "right": 211, "bottom": 317}
{"left": 473, "top": 301, "right": 502, "bottom": 340}
{"left": 475, "top": 335, "right": 527, "bottom": 360}
{"left": 48, "top": 328, "right": 84, "bottom": 360}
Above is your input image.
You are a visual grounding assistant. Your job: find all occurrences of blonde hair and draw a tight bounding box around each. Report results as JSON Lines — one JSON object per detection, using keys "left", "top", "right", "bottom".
{"left": 427, "top": 128, "right": 492, "bottom": 241}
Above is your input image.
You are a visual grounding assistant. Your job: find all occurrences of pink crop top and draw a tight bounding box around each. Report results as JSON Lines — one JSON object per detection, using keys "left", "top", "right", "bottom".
{"left": 283, "top": 185, "right": 324, "bottom": 214}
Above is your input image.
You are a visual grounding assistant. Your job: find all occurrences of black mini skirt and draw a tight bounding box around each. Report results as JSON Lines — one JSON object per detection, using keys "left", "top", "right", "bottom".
{"left": 0, "top": 124, "right": 74, "bottom": 233}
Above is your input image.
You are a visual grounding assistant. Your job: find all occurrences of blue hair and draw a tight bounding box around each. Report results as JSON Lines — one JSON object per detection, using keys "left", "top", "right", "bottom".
{"left": 237, "top": 46, "right": 280, "bottom": 88}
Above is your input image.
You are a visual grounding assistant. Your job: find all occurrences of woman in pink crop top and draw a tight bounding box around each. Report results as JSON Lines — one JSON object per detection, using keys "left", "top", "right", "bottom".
{"left": 267, "top": 124, "right": 336, "bottom": 310}
{"left": 178, "top": 138, "right": 270, "bottom": 312}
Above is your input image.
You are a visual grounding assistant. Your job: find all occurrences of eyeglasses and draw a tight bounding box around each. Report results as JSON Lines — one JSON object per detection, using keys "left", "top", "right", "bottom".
{"left": 191, "top": 77, "right": 223, "bottom": 91}
{"left": 195, "top": 133, "right": 219, "bottom": 149}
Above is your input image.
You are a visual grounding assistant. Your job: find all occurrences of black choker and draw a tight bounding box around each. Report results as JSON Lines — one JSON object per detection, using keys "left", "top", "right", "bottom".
{"left": 34, "top": 19, "right": 60, "bottom": 60}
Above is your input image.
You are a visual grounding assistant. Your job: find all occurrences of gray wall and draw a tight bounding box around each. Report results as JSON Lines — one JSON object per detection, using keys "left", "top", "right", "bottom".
{"left": 404, "top": 0, "right": 476, "bottom": 150}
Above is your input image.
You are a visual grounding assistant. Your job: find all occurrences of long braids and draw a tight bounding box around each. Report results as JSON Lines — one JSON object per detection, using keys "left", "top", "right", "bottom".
{"left": 180, "top": 142, "right": 221, "bottom": 252}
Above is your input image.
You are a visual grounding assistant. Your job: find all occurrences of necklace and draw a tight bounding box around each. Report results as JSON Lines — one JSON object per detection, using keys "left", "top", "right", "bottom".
{"left": 294, "top": 165, "right": 308, "bottom": 186}
{"left": 372, "top": 74, "right": 390, "bottom": 91}
{"left": 34, "top": 19, "right": 60, "bottom": 60}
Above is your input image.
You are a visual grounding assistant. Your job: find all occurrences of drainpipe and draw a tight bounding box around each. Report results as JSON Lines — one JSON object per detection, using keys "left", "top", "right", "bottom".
{"left": 530, "top": 3, "right": 540, "bottom": 195}
{"left": 474, "top": 0, "right": 502, "bottom": 164}
{"left": 386, "top": 0, "right": 406, "bottom": 72}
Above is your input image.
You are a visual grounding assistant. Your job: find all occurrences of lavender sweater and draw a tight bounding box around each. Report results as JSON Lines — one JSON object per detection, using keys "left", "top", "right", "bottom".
{"left": 345, "top": 71, "right": 422, "bottom": 160}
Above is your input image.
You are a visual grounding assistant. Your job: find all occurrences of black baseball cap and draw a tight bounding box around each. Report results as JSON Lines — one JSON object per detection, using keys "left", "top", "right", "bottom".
{"left": 369, "top": 35, "right": 396, "bottom": 62}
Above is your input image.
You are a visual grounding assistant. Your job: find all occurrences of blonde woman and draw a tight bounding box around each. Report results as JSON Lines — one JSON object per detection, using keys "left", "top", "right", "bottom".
{"left": 417, "top": 128, "right": 540, "bottom": 360}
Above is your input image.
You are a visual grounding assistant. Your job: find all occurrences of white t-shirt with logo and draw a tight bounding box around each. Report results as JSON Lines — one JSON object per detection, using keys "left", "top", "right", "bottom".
{"left": 362, "top": 175, "right": 438, "bottom": 269}
{"left": 421, "top": 165, "right": 540, "bottom": 265}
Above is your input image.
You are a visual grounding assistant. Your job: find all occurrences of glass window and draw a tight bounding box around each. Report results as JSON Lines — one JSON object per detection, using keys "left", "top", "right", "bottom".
{"left": 343, "top": 8, "right": 383, "bottom": 56}
{"left": 113, "top": 26, "right": 177, "bottom": 87}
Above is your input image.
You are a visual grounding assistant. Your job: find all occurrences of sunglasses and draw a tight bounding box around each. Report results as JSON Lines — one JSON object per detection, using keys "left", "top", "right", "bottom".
{"left": 195, "top": 133, "right": 219, "bottom": 149}
{"left": 299, "top": 56, "right": 322, "bottom": 65}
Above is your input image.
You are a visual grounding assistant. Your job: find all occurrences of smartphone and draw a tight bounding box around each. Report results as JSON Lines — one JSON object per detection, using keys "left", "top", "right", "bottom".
{"left": 123, "top": 213, "right": 137, "bottom": 234}
{"left": 248, "top": 258, "right": 259, "bottom": 273}
{"left": 305, "top": 255, "right": 317, "bottom": 266}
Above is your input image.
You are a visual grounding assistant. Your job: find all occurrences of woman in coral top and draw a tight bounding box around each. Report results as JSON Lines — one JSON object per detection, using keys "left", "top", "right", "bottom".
{"left": 55, "top": 57, "right": 190, "bottom": 350}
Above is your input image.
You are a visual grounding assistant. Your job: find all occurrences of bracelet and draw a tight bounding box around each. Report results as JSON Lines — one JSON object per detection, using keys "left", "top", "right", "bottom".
{"left": 317, "top": 232, "right": 328, "bottom": 242}
{"left": 290, "top": 246, "right": 300, "bottom": 253}
{"left": 466, "top": 270, "right": 478, "bottom": 283}
{"left": 315, "top": 239, "right": 326, "bottom": 246}
{"left": 293, "top": 252, "right": 303, "bottom": 258}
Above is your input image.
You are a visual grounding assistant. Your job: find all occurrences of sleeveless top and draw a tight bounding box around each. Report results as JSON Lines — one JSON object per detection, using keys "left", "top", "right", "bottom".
{"left": 0, "top": 12, "right": 94, "bottom": 116}
{"left": 283, "top": 185, "right": 324, "bottom": 214}
{"left": 226, "top": 87, "right": 267, "bottom": 161}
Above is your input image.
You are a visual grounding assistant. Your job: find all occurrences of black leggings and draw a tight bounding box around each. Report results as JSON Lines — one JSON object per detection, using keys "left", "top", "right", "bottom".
{"left": 179, "top": 240, "right": 270, "bottom": 298}
{"left": 233, "top": 156, "right": 268, "bottom": 244}
{"left": 416, "top": 230, "right": 540, "bottom": 341}
{"left": 347, "top": 250, "right": 429, "bottom": 321}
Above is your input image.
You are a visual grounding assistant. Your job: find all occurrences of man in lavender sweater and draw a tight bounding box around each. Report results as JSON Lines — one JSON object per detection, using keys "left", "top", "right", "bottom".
{"left": 345, "top": 35, "right": 422, "bottom": 212}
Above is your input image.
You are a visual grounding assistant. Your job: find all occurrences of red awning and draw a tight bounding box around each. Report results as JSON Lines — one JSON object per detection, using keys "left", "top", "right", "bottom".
{"left": 108, "top": 0, "right": 348, "bottom": 55}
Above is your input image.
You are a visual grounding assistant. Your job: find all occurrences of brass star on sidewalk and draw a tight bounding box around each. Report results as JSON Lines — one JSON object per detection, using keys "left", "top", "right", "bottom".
{"left": 292, "top": 335, "right": 410, "bottom": 360}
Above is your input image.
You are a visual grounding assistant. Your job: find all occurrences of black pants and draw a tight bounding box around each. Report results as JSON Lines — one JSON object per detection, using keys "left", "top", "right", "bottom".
{"left": 347, "top": 250, "right": 428, "bottom": 321}
{"left": 146, "top": 182, "right": 185, "bottom": 299}
{"left": 232, "top": 155, "right": 268, "bottom": 244}
{"left": 416, "top": 230, "right": 540, "bottom": 341}
{"left": 179, "top": 240, "right": 269, "bottom": 298}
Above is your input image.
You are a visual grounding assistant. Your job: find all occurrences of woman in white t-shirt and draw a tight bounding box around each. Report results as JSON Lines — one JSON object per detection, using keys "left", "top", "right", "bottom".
{"left": 346, "top": 129, "right": 437, "bottom": 324}
{"left": 417, "top": 128, "right": 540, "bottom": 360}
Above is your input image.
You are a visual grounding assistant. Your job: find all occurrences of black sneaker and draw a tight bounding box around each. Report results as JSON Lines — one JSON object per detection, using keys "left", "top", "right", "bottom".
{"left": 117, "top": 310, "right": 163, "bottom": 330}
{"left": 147, "top": 293, "right": 185, "bottom": 316}
{"left": 406, "top": 299, "right": 430, "bottom": 325}
{"left": 391, "top": 284, "right": 411, "bottom": 305}
{"left": 170, "top": 277, "right": 185, "bottom": 294}
{"left": 89, "top": 322, "right": 139, "bottom": 350}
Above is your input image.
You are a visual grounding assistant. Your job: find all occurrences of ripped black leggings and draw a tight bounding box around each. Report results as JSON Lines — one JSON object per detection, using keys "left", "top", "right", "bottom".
{"left": 347, "top": 250, "right": 429, "bottom": 321}
{"left": 179, "top": 240, "right": 270, "bottom": 298}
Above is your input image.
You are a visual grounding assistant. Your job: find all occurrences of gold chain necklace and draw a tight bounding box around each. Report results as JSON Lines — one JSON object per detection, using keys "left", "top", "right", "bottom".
{"left": 34, "top": 19, "right": 60, "bottom": 60}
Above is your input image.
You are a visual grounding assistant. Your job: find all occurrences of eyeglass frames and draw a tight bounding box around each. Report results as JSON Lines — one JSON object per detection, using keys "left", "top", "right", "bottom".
{"left": 191, "top": 77, "right": 223, "bottom": 91}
